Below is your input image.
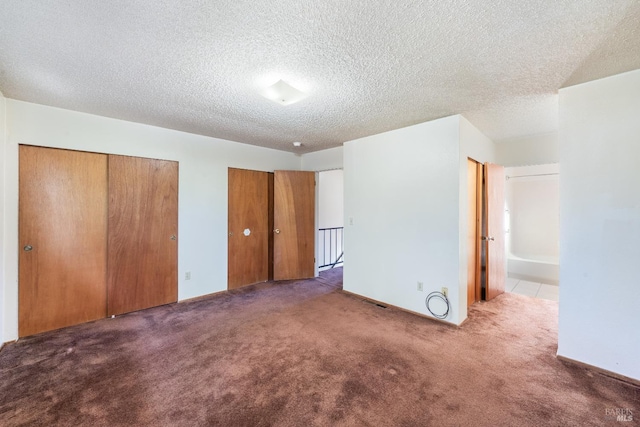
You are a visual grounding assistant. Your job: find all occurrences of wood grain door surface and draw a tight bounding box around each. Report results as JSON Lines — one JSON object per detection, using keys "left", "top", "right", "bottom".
{"left": 228, "top": 168, "right": 271, "bottom": 289}
{"left": 484, "top": 162, "right": 506, "bottom": 301}
{"left": 273, "top": 171, "right": 315, "bottom": 281}
{"left": 467, "top": 159, "right": 481, "bottom": 307}
{"left": 107, "top": 155, "right": 178, "bottom": 316}
{"left": 19, "top": 145, "right": 108, "bottom": 337}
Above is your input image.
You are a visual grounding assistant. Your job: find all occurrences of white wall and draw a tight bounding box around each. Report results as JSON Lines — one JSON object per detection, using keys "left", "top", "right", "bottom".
{"left": 301, "top": 146, "right": 343, "bottom": 172}
{"left": 558, "top": 69, "right": 640, "bottom": 381}
{"left": 344, "top": 115, "right": 465, "bottom": 324}
{"left": 317, "top": 170, "right": 344, "bottom": 270}
{"left": 318, "top": 170, "right": 344, "bottom": 229}
{"left": 2, "top": 100, "right": 301, "bottom": 341}
{"left": 495, "top": 132, "right": 558, "bottom": 167}
{"left": 0, "top": 91, "right": 6, "bottom": 344}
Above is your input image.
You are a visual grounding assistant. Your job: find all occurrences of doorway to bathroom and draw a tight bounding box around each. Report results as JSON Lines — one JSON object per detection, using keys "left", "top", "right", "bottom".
{"left": 504, "top": 163, "right": 560, "bottom": 301}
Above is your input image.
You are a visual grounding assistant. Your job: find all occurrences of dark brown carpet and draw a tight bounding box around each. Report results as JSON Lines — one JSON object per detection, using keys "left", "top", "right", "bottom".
{"left": 1, "top": 267, "right": 637, "bottom": 426}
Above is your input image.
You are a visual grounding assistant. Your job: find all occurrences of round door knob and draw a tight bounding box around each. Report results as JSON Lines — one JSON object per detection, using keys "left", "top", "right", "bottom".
{"left": 170, "top": 235, "right": 177, "bottom": 241}
{"left": 24, "top": 245, "right": 33, "bottom": 251}
{"left": 274, "top": 229, "right": 280, "bottom": 234}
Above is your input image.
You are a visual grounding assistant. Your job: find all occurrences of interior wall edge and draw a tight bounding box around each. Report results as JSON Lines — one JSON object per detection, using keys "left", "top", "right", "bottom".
{"left": 341, "top": 289, "right": 462, "bottom": 327}
{"left": 556, "top": 354, "right": 640, "bottom": 387}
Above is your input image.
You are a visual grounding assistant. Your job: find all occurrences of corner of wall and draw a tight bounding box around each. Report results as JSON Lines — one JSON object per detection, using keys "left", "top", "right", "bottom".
{"left": 557, "top": 68, "right": 640, "bottom": 381}
{"left": 457, "top": 115, "right": 496, "bottom": 323}
{"left": 343, "top": 115, "right": 464, "bottom": 325}
{"left": 300, "top": 146, "right": 344, "bottom": 172}
{"left": 0, "top": 90, "right": 7, "bottom": 344}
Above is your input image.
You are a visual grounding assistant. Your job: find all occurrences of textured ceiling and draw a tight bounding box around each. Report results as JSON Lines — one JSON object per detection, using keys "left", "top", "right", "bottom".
{"left": 1, "top": 1, "right": 639, "bottom": 153}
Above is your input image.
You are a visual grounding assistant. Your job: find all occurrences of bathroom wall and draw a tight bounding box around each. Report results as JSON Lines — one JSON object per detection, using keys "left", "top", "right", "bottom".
{"left": 505, "top": 164, "right": 559, "bottom": 262}
{"left": 495, "top": 132, "right": 558, "bottom": 167}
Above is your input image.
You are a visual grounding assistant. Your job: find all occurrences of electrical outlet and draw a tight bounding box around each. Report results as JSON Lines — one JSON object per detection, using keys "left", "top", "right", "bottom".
{"left": 417, "top": 282, "right": 424, "bottom": 292}
{"left": 185, "top": 271, "right": 191, "bottom": 280}
{"left": 441, "top": 287, "right": 448, "bottom": 297}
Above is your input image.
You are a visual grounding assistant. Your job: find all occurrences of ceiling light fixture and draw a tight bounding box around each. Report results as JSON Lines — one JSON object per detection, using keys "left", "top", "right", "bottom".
{"left": 293, "top": 142, "right": 302, "bottom": 147}
{"left": 260, "top": 80, "right": 307, "bottom": 106}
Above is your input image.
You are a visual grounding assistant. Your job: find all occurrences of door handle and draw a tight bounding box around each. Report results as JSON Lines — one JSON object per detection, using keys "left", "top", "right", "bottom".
{"left": 481, "top": 236, "right": 494, "bottom": 241}
{"left": 23, "top": 245, "right": 33, "bottom": 251}
{"left": 170, "top": 235, "right": 177, "bottom": 241}
{"left": 274, "top": 229, "right": 280, "bottom": 234}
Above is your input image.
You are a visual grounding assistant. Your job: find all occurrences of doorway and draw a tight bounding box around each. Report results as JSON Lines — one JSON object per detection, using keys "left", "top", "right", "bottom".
{"left": 317, "top": 170, "right": 344, "bottom": 272}
{"left": 466, "top": 159, "right": 506, "bottom": 306}
{"left": 227, "top": 168, "right": 315, "bottom": 289}
{"left": 504, "top": 164, "right": 560, "bottom": 301}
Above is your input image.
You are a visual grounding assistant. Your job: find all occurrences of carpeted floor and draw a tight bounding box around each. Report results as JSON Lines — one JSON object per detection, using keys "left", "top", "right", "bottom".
{"left": 0, "top": 267, "right": 637, "bottom": 426}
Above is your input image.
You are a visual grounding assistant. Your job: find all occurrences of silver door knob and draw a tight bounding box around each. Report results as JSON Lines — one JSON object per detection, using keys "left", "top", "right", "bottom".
{"left": 24, "top": 245, "right": 33, "bottom": 251}
{"left": 274, "top": 229, "right": 280, "bottom": 234}
{"left": 170, "top": 235, "right": 176, "bottom": 241}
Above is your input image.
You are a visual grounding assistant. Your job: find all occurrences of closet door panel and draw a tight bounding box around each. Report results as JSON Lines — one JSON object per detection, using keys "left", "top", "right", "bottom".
{"left": 228, "top": 168, "right": 271, "bottom": 289}
{"left": 484, "top": 162, "right": 506, "bottom": 301}
{"left": 19, "top": 145, "right": 108, "bottom": 337}
{"left": 273, "top": 170, "right": 315, "bottom": 281}
{"left": 108, "top": 155, "right": 178, "bottom": 316}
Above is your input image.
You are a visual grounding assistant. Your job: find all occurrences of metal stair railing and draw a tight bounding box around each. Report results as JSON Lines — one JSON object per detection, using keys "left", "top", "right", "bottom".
{"left": 318, "top": 227, "right": 344, "bottom": 269}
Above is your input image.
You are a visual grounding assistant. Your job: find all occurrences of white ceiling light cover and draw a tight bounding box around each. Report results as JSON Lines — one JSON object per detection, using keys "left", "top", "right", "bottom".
{"left": 260, "top": 80, "right": 307, "bottom": 106}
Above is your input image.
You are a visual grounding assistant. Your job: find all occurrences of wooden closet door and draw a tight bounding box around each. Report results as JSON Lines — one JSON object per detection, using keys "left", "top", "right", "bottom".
{"left": 107, "top": 155, "right": 178, "bottom": 316}
{"left": 19, "top": 145, "right": 108, "bottom": 337}
{"left": 484, "top": 162, "right": 506, "bottom": 300}
{"left": 467, "top": 159, "right": 482, "bottom": 307}
{"left": 228, "top": 168, "right": 271, "bottom": 289}
{"left": 273, "top": 171, "right": 315, "bottom": 281}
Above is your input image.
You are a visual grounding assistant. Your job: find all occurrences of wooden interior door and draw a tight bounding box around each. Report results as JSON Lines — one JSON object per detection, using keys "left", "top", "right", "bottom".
{"left": 273, "top": 171, "right": 315, "bottom": 281}
{"left": 107, "top": 155, "right": 178, "bottom": 316}
{"left": 484, "top": 162, "right": 506, "bottom": 300}
{"left": 228, "top": 168, "right": 272, "bottom": 289}
{"left": 467, "top": 159, "right": 482, "bottom": 307}
{"left": 19, "top": 145, "right": 108, "bottom": 337}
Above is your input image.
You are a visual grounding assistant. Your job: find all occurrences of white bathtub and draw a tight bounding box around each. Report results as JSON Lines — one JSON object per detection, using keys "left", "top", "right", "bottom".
{"left": 507, "top": 253, "right": 559, "bottom": 285}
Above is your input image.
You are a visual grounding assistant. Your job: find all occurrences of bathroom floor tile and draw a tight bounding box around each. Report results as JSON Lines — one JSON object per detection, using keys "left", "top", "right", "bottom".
{"left": 503, "top": 277, "right": 560, "bottom": 302}
{"left": 538, "top": 284, "right": 559, "bottom": 295}
{"left": 537, "top": 284, "right": 559, "bottom": 301}
{"left": 511, "top": 280, "right": 541, "bottom": 297}
{"left": 506, "top": 277, "right": 520, "bottom": 292}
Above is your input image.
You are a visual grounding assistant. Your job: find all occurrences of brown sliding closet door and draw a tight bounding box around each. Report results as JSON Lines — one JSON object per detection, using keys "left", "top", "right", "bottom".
{"left": 19, "top": 146, "right": 108, "bottom": 337}
{"left": 107, "top": 155, "right": 178, "bottom": 316}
